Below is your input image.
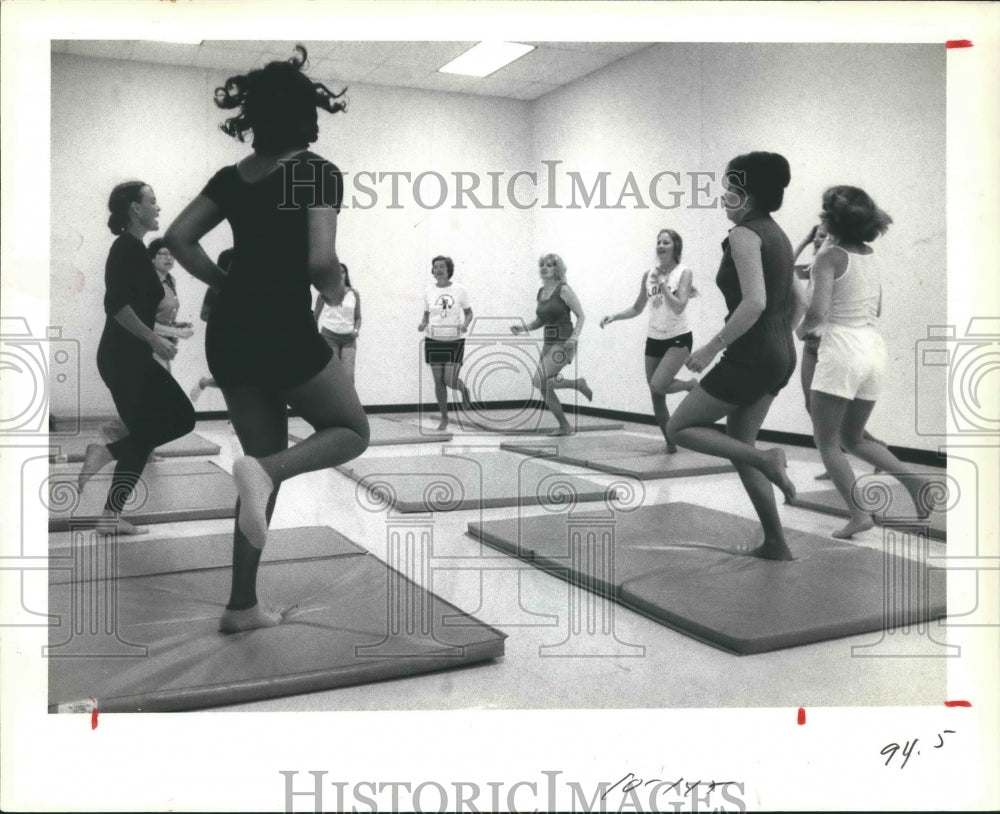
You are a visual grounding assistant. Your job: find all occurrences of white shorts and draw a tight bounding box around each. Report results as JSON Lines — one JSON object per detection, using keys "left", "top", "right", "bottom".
{"left": 811, "top": 325, "right": 886, "bottom": 401}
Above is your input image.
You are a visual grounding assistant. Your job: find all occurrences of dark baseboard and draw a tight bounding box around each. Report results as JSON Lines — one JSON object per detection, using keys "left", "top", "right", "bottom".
{"left": 183, "top": 399, "right": 944, "bottom": 468}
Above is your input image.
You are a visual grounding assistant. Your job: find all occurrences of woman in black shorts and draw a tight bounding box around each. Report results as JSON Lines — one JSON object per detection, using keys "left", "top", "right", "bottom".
{"left": 600, "top": 229, "right": 697, "bottom": 452}
{"left": 78, "top": 181, "right": 196, "bottom": 535}
{"left": 166, "top": 46, "right": 370, "bottom": 633}
{"left": 417, "top": 255, "right": 473, "bottom": 431}
{"left": 667, "top": 152, "right": 798, "bottom": 561}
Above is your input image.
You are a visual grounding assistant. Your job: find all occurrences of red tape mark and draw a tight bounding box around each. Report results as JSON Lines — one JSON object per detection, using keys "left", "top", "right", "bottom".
{"left": 945, "top": 700, "right": 972, "bottom": 707}
{"left": 90, "top": 697, "right": 99, "bottom": 729}
{"left": 797, "top": 707, "right": 806, "bottom": 725}
{"left": 945, "top": 40, "right": 974, "bottom": 49}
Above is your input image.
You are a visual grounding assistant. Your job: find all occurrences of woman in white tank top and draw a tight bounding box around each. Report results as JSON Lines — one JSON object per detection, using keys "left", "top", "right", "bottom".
{"left": 797, "top": 185, "right": 938, "bottom": 538}
{"left": 600, "top": 228, "right": 697, "bottom": 452}
{"left": 313, "top": 263, "right": 361, "bottom": 384}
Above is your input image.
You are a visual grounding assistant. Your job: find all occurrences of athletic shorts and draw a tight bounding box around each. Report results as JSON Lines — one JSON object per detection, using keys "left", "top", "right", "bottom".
{"left": 645, "top": 332, "right": 693, "bottom": 360}
{"left": 424, "top": 337, "right": 465, "bottom": 366}
{"left": 700, "top": 319, "right": 796, "bottom": 407}
{"left": 811, "top": 325, "right": 886, "bottom": 401}
{"left": 321, "top": 328, "right": 357, "bottom": 350}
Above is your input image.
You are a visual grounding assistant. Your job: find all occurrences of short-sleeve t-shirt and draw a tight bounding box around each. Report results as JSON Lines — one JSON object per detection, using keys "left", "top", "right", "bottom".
{"left": 425, "top": 282, "right": 470, "bottom": 340}
{"left": 98, "top": 232, "right": 164, "bottom": 359}
{"left": 644, "top": 264, "right": 691, "bottom": 340}
{"left": 201, "top": 150, "right": 343, "bottom": 323}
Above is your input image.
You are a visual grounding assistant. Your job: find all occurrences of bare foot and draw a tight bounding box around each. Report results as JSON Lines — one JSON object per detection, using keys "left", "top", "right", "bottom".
{"left": 548, "top": 426, "right": 574, "bottom": 437}
{"left": 761, "top": 448, "right": 796, "bottom": 502}
{"left": 815, "top": 471, "right": 832, "bottom": 481}
{"left": 747, "top": 539, "right": 795, "bottom": 561}
{"left": 666, "top": 442, "right": 679, "bottom": 455}
{"left": 96, "top": 512, "right": 148, "bottom": 536}
{"left": 436, "top": 418, "right": 449, "bottom": 432}
{"left": 232, "top": 456, "right": 274, "bottom": 550}
{"left": 578, "top": 379, "right": 593, "bottom": 402}
{"left": 219, "top": 604, "right": 282, "bottom": 634}
{"left": 78, "top": 443, "right": 113, "bottom": 491}
{"left": 833, "top": 515, "right": 875, "bottom": 539}
{"left": 735, "top": 533, "right": 765, "bottom": 554}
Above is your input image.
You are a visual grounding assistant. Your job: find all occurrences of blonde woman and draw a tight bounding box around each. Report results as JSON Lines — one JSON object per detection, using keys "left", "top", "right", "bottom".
{"left": 511, "top": 253, "right": 593, "bottom": 436}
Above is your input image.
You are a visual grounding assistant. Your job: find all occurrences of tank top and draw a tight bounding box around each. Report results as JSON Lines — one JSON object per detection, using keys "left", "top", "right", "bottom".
{"left": 645, "top": 264, "right": 691, "bottom": 340}
{"left": 155, "top": 272, "right": 180, "bottom": 326}
{"left": 318, "top": 288, "right": 357, "bottom": 334}
{"left": 716, "top": 214, "right": 795, "bottom": 350}
{"left": 536, "top": 282, "right": 574, "bottom": 342}
{"left": 826, "top": 248, "right": 881, "bottom": 329}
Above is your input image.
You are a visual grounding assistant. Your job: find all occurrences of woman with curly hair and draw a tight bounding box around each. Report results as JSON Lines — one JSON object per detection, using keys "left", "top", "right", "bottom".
{"left": 667, "top": 151, "right": 798, "bottom": 561}
{"left": 796, "top": 185, "right": 935, "bottom": 538}
{"left": 78, "top": 182, "right": 196, "bottom": 535}
{"left": 166, "top": 45, "right": 369, "bottom": 633}
{"left": 510, "top": 253, "right": 592, "bottom": 436}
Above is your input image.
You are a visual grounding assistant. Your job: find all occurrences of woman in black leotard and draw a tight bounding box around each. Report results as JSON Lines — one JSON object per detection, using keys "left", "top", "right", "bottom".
{"left": 666, "top": 151, "right": 798, "bottom": 561}
{"left": 77, "top": 181, "right": 196, "bottom": 535}
{"left": 510, "top": 253, "right": 593, "bottom": 436}
{"left": 166, "top": 46, "right": 370, "bottom": 633}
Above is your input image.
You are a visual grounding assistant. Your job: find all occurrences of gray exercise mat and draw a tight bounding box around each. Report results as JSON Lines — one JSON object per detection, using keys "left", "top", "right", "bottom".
{"left": 790, "top": 478, "right": 947, "bottom": 542}
{"left": 48, "top": 526, "right": 506, "bottom": 712}
{"left": 385, "top": 410, "right": 624, "bottom": 435}
{"left": 48, "top": 459, "right": 237, "bottom": 532}
{"left": 338, "top": 449, "right": 619, "bottom": 513}
{"left": 50, "top": 431, "right": 220, "bottom": 463}
{"left": 467, "top": 501, "right": 946, "bottom": 655}
{"left": 501, "top": 433, "right": 736, "bottom": 480}
{"left": 288, "top": 415, "right": 452, "bottom": 446}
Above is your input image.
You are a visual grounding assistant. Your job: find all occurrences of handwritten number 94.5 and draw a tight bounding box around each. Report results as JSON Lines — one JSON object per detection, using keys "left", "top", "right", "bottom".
{"left": 881, "top": 730, "right": 956, "bottom": 768}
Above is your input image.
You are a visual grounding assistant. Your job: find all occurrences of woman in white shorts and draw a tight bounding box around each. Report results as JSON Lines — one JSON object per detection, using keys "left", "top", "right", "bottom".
{"left": 797, "top": 185, "right": 935, "bottom": 538}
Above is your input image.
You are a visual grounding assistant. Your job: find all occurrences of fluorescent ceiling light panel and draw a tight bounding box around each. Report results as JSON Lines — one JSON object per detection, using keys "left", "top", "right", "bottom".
{"left": 150, "top": 35, "right": 205, "bottom": 45}
{"left": 437, "top": 42, "right": 534, "bottom": 77}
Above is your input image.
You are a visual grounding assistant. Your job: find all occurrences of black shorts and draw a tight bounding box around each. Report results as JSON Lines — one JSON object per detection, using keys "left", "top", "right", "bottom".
{"left": 700, "top": 321, "right": 796, "bottom": 406}
{"left": 207, "top": 307, "right": 333, "bottom": 391}
{"left": 645, "top": 332, "right": 693, "bottom": 360}
{"left": 424, "top": 337, "right": 465, "bottom": 366}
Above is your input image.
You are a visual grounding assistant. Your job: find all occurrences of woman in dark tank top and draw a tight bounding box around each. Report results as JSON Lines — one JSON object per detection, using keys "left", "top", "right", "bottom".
{"left": 510, "top": 253, "right": 593, "bottom": 435}
{"left": 667, "top": 151, "right": 799, "bottom": 562}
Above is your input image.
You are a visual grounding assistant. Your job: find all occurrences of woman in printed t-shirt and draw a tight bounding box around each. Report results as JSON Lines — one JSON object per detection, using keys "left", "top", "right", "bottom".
{"left": 600, "top": 228, "right": 698, "bottom": 453}
{"left": 417, "top": 255, "right": 473, "bottom": 431}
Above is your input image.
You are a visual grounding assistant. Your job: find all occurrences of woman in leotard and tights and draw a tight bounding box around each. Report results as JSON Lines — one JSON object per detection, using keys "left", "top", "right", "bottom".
{"left": 510, "top": 253, "right": 593, "bottom": 436}
{"left": 78, "top": 182, "right": 196, "bottom": 535}
{"left": 667, "top": 151, "right": 798, "bottom": 561}
{"left": 166, "top": 46, "right": 370, "bottom": 633}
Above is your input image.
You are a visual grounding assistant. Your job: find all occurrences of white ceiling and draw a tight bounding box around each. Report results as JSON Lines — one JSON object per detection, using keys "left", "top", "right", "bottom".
{"left": 51, "top": 40, "right": 652, "bottom": 101}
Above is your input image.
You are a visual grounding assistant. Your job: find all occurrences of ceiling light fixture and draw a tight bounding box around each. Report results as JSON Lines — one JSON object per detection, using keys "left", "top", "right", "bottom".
{"left": 149, "top": 35, "right": 205, "bottom": 45}
{"left": 437, "top": 41, "right": 534, "bottom": 78}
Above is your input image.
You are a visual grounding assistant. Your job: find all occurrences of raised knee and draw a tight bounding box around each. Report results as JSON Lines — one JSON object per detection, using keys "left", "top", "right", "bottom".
{"left": 840, "top": 434, "right": 863, "bottom": 456}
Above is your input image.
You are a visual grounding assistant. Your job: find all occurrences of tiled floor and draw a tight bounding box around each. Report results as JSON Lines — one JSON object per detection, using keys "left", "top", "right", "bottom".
{"left": 48, "top": 413, "right": 950, "bottom": 711}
